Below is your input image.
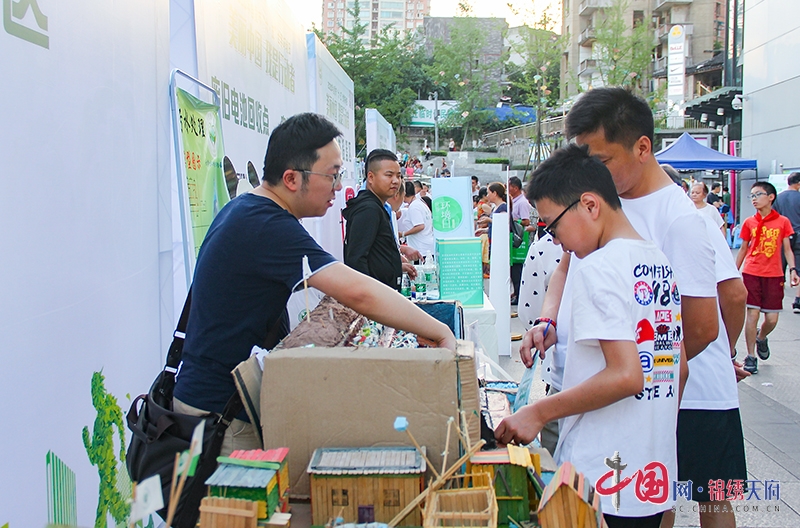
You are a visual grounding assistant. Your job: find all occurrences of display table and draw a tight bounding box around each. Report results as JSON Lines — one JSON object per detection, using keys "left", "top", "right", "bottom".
{"left": 463, "top": 293, "right": 498, "bottom": 365}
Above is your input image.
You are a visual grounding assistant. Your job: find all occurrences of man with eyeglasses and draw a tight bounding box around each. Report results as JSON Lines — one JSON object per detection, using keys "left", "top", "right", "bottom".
{"left": 173, "top": 114, "right": 456, "bottom": 456}
{"left": 519, "top": 88, "right": 748, "bottom": 528}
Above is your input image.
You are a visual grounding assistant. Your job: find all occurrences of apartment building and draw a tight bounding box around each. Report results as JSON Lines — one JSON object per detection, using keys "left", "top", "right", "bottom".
{"left": 560, "top": 0, "right": 725, "bottom": 99}
{"left": 560, "top": 0, "right": 652, "bottom": 97}
{"left": 320, "top": 0, "right": 430, "bottom": 41}
{"left": 652, "top": 0, "right": 726, "bottom": 100}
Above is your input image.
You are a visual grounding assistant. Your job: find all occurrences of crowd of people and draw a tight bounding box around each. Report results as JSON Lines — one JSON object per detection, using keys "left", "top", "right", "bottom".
{"left": 170, "top": 88, "right": 800, "bottom": 527}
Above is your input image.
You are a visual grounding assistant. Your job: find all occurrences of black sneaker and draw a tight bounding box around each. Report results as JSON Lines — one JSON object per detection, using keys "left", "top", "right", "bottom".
{"left": 743, "top": 355, "right": 758, "bottom": 374}
{"left": 793, "top": 299, "right": 800, "bottom": 314}
{"left": 756, "top": 336, "right": 770, "bottom": 360}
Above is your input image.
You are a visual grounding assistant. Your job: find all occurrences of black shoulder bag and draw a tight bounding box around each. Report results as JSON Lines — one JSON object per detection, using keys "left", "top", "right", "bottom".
{"left": 125, "top": 291, "right": 243, "bottom": 527}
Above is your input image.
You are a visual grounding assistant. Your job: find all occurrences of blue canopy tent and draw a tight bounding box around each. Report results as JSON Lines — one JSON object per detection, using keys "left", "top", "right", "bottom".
{"left": 654, "top": 132, "right": 757, "bottom": 171}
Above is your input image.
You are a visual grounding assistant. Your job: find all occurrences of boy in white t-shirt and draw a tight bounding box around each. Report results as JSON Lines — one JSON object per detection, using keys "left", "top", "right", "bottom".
{"left": 496, "top": 145, "right": 684, "bottom": 528}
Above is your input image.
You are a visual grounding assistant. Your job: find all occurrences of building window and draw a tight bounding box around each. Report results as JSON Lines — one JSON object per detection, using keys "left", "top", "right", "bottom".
{"left": 715, "top": 2, "right": 722, "bottom": 17}
{"left": 382, "top": 1, "right": 404, "bottom": 9}
{"left": 384, "top": 489, "right": 401, "bottom": 507}
{"left": 328, "top": 11, "right": 334, "bottom": 17}
{"left": 380, "top": 10, "right": 402, "bottom": 18}
{"left": 327, "top": 20, "right": 334, "bottom": 26}
{"left": 332, "top": 489, "right": 349, "bottom": 506}
{"left": 633, "top": 10, "right": 644, "bottom": 28}
{"left": 328, "top": 2, "right": 335, "bottom": 7}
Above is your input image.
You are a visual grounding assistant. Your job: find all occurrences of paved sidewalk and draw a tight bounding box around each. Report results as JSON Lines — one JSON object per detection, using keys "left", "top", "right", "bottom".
{"left": 499, "top": 284, "right": 800, "bottom": 527}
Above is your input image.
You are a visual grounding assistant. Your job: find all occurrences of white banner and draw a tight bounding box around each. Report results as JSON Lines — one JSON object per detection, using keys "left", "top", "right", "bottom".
{"left": 365, "top": 108, "right": 397, "bottom": 155}
{"left": 409, "top": 99, "right": 460, "bottom": 127}
{"left": 0, "top": 1, "right": 170, "bottom": 526}
{"left": 194, "top": 0, "right": 311, "bottom": 186}
{"left": 304, "top": 33, "right": 356, "bottom": 262}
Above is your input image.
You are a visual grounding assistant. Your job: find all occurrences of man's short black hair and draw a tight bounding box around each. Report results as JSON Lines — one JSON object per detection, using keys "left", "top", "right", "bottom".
{"left": 413, "top": 181, "right": 423, "bottom": 190}
{"left": 262, "top": 113, "right": 342, "bottom": 185}
{"left": 566, "top": 87, "right": 654, "bottom": 148}
{"left": 526, "top": 144, "right": 621, "bottom": 210}
{"left": 405, "top": 181, "right": 416, "bottom": 196}
{"left": 366, "top": 149, "right": 398, "bottom": 174}
{"left": 471, "top": 176, "right": 479, "bottom": 183}
{"left": 508, "top": 176, "right": 522, "bottom": 190}
{"left": 752, "top": 181, "right": 777, "bottom": 198}
{"left": 788, "top": 172, "right": 800, "bottom": 186}
{"left": 711, "top": 182, "right": 721, "bottom": 191}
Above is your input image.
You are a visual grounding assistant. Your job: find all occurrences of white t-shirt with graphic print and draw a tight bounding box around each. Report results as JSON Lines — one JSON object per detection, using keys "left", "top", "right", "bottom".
{"left": 622, "top": 184, "right": 739, "bottom": 410}
{"left": 555, "top": 239, "right": 680, "bottom": 519}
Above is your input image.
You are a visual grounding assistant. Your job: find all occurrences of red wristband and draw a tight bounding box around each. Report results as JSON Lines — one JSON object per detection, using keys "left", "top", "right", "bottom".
{"left": 533, "top": 317, "right": 556, "bottom": 329}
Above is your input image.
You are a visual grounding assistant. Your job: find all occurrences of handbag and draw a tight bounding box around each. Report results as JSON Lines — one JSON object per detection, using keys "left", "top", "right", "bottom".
{"left": 125, "top": 291, "right": 243, "bottom": 527}
{"left": 511, "top": 218, "right": 525, "bottom": 248}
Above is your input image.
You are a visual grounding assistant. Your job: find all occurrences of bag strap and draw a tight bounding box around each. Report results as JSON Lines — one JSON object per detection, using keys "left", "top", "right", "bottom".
{"left": 165, "top": 289, "right": 192, "bottom": 372}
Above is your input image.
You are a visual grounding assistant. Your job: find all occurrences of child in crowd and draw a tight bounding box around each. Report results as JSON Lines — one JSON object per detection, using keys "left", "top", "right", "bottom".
{"left": 495, "top": 145, "right": 684, "bottom": 528}
{"left": 736, "top": 182, "right": 799, "bottom": 374}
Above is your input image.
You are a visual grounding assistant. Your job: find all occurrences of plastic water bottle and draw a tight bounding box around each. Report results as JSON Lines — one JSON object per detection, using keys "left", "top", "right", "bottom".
{"left": 401, "top": 273, "right": 411, "bottom": 298}
{"left": 414, "top": 265, "right": 427, "bottom": 301}
{"left": 424, "top": 254, "right": 439, "bottom": 300}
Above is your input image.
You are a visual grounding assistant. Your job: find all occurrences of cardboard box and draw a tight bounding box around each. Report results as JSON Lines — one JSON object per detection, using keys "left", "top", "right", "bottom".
{"left": 261, "top": 340, "right": 480, "bottom": 497}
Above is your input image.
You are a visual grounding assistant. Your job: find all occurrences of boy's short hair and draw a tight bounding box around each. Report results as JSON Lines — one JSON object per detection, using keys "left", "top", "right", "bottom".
{"left": 752, "top": 181, "right": 777, "bottom": 198}
{"left": 526, "top": 144, "right": 621, "bottom": 210}
{"left": 471, "top": 175, "right": 479, "bottom": 183}
{"left": 788, "top": 172, "right": 800, "bottom": 186}
{"left": 366, "top": 149, "right": 398, "bottom": 174}
{"left": 404, "top": 181, "right": 416, "bottom": 196}
{"left": 566, "top": 87, "right": 654, "bottom": 148}
{"left": 262, "top": 113, "right": 342, "bottom": 185}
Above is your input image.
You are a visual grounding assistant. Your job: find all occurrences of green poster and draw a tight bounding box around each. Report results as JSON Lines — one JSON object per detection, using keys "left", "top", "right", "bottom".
{"left": 436, "top": 238, "right": 483, "bottom": 308}
{"left": 176, "top": 88, "right": 228, "bottom": 256}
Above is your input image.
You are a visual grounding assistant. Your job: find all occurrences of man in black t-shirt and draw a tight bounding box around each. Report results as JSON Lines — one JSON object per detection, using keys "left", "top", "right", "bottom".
{"left": 707, "top": 182, "right": 723, "bottom": 208}
{"left": 173, "top": 113, "right": 455, "bottom": 456}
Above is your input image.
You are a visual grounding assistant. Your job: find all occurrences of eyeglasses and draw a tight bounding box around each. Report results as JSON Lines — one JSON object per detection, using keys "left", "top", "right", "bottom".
{"left": 543, "top": 198, "right": 581, "bottom": 239}
{"left": 749, "top": 191, "right": 767, "bottom": 200}
{"left": 297, "top": 167, "right": 346, "bottom": 188}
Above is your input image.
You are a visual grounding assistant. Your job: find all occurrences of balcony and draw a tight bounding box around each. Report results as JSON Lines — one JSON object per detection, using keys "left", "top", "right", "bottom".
{"left": 579, "top": 0, "right": 612, "bottom": 17}
{"left": 656, "top": 23, "right": 669, "bottom": 41}
{"left": 579, "top": 26, "right": 597, "bottom": 46}
{"left": 654, "top": 0, "right": 692, "bottom": 13}
{"left": 653, "top": 56, "right": 667, "bottom": 75}
{"left": 578, "top": 59, "right": 598, "bottom": 76}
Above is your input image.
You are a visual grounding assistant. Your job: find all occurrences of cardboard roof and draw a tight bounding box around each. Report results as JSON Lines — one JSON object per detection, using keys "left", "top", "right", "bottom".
{"left": 655, "top": 132, "right": 757, "bottom": 171}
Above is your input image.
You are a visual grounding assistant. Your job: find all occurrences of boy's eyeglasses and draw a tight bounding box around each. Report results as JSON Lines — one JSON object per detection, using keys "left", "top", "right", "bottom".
{"left": 749, "top": 191, "right": 767, "bottom": 200}
{"left": 297, "top": 168, "right": 346, "bottom": 188}
{"left": 543, "top": 198, "right": 581, "bottom": 238}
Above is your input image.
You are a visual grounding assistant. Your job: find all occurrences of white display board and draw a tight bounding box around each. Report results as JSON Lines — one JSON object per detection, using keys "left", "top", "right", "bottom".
{"left": 0, "top": 1, "right": 171, "bottom": 526}
{"left": 365, "top": 108, "right": 397, "bottom": 155}
{"left": 194, "top": 0, "right": 311, "bottom": 183}
{"left": 431, "top": 177, "right": 476, "bottom": 239}
{"left": 305, "top": 33, "right": 357, "bottom": 262}
{"left": 410, "top": 99, "right": 460, "bottom": 127}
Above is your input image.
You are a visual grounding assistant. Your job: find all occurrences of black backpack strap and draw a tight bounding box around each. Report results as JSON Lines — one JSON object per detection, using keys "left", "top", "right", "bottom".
{"left": 165, "top": 289, "right": 192, "bottom": 372}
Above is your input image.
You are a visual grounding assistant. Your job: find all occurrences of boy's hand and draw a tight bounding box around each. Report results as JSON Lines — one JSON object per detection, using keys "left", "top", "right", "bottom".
{"left": 519, "top": 324, "right": 557, "bottom": 367}
{"left": 791, "top": 269, "right": 799, "bottom": 287}
{"left": 732, "top": 360, "right": 751, "bottom": 382}
{"left": 494, "top": 405, "right": 544, "bottom": 446}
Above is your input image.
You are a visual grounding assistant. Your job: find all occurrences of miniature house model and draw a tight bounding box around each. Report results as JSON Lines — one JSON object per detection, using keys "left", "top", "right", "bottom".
{"left": 308, "top": 447, "right": 426, "bottom": 526}
{"left": 205, "top": 448, "right": 289, "bottom": 520}
{"left": 537, "top": 462, "right": 606, "bottom": 528}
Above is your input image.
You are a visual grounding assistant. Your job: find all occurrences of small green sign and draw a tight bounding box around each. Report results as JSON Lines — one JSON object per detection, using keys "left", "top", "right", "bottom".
{"left": 437, "top": 238, "right": 483, "bottom": 308}
{"left": 433, "top": 196, "right": 463, "bottom": 232}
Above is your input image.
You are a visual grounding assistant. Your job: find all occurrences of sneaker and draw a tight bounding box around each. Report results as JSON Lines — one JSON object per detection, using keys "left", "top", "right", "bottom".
{"left": 743, "top": 355, "right": 758, "bottom": 374}
{"left": 756, "top": 336, "right": 770, "bottom": 360}
{"left": 793, "top": 299, "right": 800, "bottom": 314}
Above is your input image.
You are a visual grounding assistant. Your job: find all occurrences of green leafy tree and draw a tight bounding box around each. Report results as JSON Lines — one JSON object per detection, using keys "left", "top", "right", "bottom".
{"left": 427, "top": 11, "right": 505, "bottom": 149}
{"left": 592, "top": 0, "right": 654, "bottom": 94}
{"left": 316, "top": 4, "right": 434, "bottom": 153}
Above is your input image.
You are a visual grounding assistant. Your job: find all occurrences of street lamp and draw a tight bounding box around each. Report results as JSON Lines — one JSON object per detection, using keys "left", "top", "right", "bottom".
{"left": 428, "top": 91, "right": 439, "bottom": 151}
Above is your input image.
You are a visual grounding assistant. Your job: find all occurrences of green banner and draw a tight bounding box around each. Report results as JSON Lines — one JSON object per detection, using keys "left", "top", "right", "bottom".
{"left": 176, "top": 88, "right": 228, "bottom": 256}
{"left": 436, "top": 238, "right": 483, "bottom": 308}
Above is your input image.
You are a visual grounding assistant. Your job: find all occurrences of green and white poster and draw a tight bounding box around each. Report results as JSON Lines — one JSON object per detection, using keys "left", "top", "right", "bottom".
{"left": 437, "top": 238, "right": 484, "bottom": 308}
{"left": 176, "top": 87, "right": 229, "bottom": 258}
{"left": 431, "top": 177, "right": 474, "bottom": 239}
